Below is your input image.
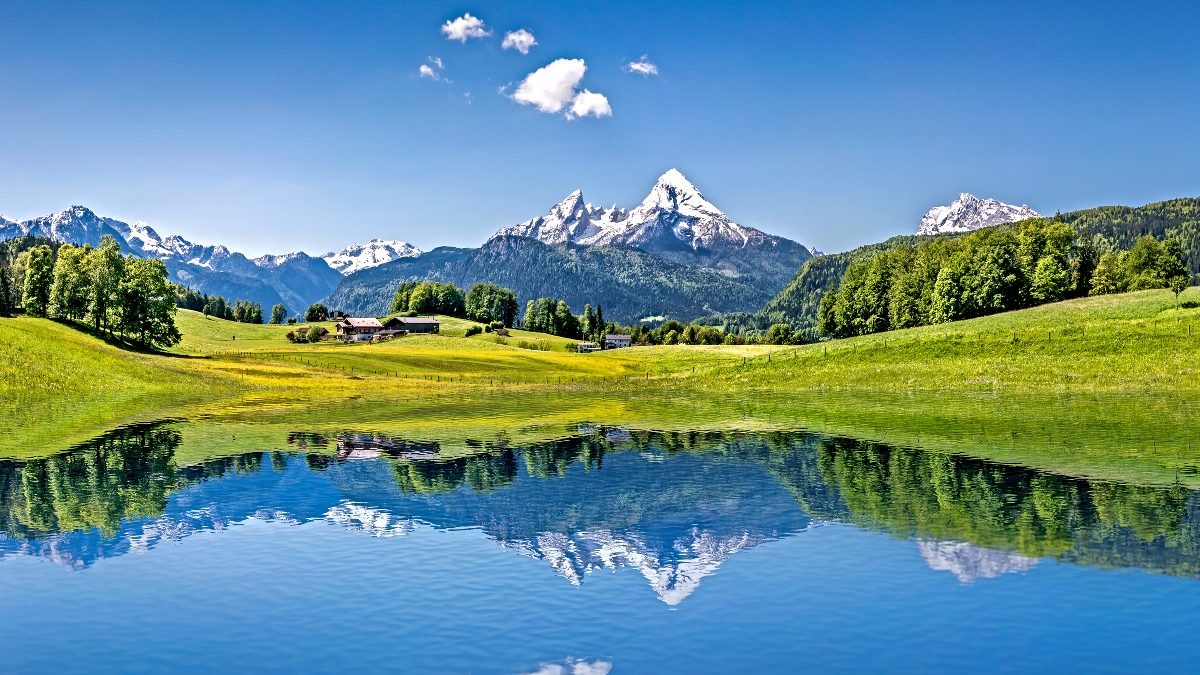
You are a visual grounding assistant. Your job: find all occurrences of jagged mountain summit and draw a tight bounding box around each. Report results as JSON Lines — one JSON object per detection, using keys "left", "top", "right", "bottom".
{"left": 498, "top": 169, "right": 777, "bottom": 252}
{"left": 0, "top": 205, "right": 342, "bottom": 313}
{"left": 917, "top": 193, "right": 1040, "bottom": 236}
{"left": 321, "top": 239, "right": 422, "bottom": 275}
{"left": 493, "top": 168, "right": 813, "bottom": 286}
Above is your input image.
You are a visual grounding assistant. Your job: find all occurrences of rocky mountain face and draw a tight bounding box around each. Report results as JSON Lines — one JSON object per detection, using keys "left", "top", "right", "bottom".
{"left": 493, "top": 168, "right": 813, "bottom": 289}
{"left": 321, "top": 239, "right": 422, "bottom": 275}
{"left": 917, "top": 193, "right": 1040, "bottom": 236}
{"left": 0, "top": 206, "right": 342, "bottom": 314}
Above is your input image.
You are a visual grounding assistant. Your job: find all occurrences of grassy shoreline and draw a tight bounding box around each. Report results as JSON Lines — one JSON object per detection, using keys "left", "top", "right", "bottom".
{"left": 5, "top": 288, "right": 1200, "bottom": 483}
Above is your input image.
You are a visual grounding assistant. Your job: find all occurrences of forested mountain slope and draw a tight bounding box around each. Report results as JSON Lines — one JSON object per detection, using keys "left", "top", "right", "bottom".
{"left": 323, "top": 235, "right": 772, "bottom": 322}
{"left": 763, "top": 197, "right": 1200, "bottom": 329}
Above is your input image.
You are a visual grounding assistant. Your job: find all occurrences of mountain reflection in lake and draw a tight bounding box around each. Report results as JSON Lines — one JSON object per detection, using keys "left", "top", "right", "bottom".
{"left": 2, "top": 422, "right": 1199, "bottom": 672}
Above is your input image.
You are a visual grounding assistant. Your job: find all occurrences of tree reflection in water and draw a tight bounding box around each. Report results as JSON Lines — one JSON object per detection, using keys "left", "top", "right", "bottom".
{"left": 1, "top": 422, "right": 1198, "bottom": 583}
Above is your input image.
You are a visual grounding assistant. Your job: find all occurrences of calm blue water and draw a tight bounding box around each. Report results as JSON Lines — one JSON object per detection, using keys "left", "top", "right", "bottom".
{"left": 1, "top": 423, "right": 1198, "bottom": 673}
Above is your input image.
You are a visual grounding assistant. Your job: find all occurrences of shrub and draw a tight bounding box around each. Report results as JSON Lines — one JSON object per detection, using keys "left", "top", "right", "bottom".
{"left": 464, "top": 326, "right": 482, "bottom": 337}
{"left": 285, "top": 331, "right": 296, "bottom": 342}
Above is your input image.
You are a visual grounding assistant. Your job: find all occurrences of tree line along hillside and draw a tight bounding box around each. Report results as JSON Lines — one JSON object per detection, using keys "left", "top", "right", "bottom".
{"left": 818, "top": 220, "right": 1189, "bottom": 339}
{"left": 761, "top": 197, "right": 1200, "bottom": 331}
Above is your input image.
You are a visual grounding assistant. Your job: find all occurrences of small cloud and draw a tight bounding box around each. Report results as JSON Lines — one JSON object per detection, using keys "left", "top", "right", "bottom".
{"left": 502, "top": 28, "right": 537, "bottom": 55}
{"left": 511, "top": 58, "right": 611, "bottom": 120}
{"left": 568, "top": 90, "right": 612, "bottom": 119}
{"left": 625, "top": 55, "right": 659, "bottom": 76}
{"left": 497, "top": 83, "right": 511, "bottom": 95}
{"left": 463, "top": 92, "right": 473, "bottom": 104}
{"left": 418, "top": 56, "right": 446, "bottom": 81}
{"left": 441, "top": 13, "right": 491, "bottom": 42}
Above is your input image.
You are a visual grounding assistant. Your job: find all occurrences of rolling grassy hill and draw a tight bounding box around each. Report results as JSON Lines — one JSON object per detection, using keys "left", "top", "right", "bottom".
{"left": 4, "top": 291, "right": 1200, "bottom": 483}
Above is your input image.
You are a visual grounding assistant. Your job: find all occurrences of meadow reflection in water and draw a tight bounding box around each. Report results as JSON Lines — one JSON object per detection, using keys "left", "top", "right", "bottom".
{"left": 1, "top": 421, "right": 1198, "bottom": 586}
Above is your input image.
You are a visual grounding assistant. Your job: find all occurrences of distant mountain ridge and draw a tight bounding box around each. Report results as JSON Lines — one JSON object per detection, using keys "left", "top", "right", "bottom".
{"left": 918, "top": 193, "right": 1040, "bottom": 236}
{"left": 321, "top": 239, "right": 422, "bottom": 275}
{"left": 0, "top": 206, "right": 358, "bottom": 313}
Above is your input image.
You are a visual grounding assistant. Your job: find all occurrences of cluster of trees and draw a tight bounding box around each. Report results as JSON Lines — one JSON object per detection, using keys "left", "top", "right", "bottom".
{"left": 391, "top": 281, "right": 466, "bottom": 317}
{"left": 464, "top": 283, "right": 519, "bottom": 326}
{"left": 3, "top": 235, "right": 181, "bottom": 348}
{"left": 175, "top": 286, "right": 279, "bottom": 324}
{"left": 817, "top": 220, "right": 1191, "bottom": 338}
{"left": 1090, "top": 235, "right": 1190, "bottom": 301}
{"left": 523, "top": 297, "right": 583, "bottom": 338}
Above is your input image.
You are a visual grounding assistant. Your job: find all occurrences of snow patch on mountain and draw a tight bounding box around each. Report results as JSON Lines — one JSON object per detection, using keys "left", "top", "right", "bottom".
{"left": 321, "top": 239, "right": 422, "bottom": 275}
{"left": 918, "top": 193, "right": 1040, "bottom": 236}
{"left": 918, "top": 539, "right": 1038, "bottom": 583}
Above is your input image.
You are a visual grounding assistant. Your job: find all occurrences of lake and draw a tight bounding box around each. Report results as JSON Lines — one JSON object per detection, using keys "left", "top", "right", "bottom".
{"left": 2, "top": 420, "right": 1198, "bottom": 673}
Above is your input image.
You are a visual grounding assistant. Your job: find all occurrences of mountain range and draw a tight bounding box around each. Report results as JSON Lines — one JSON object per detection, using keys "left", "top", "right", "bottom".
{"left": 0, "top": 206, "right": 416, "bottom": 314}
{"left": 326, "top": 169, "right": 815, "bottom": 322}
{"left": 1, "top": 169, "right": 813, "bottom": 322}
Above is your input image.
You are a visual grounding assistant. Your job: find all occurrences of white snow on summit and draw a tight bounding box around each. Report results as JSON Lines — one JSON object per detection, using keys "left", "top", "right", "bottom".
{"left": 321, "top": 239, "right": 422, "bottom": 275}
{"left": 918, "top": 193, "right": 1040, "bottom": 236}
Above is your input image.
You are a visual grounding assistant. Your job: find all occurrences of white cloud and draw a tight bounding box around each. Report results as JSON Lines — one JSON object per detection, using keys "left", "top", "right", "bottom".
{"left": 568, "top": 89, "right": 612, "bottom": 119}
{"left": 441, "top": 13, "right": 491, "bottom": 42}
{"left": 502, "top": 28, "right": 537, "bottom": 55}
{"left": 512, "top": 58, "right": 587, "bottom": 113}
{"left": 511, "top": 58, "right": 611, "bottom": 120}
{"left": 418, "top": 56, "right": 445, "bottom": 81}
{"left": 625, "top": 55, "right": 659, "bottom": 76}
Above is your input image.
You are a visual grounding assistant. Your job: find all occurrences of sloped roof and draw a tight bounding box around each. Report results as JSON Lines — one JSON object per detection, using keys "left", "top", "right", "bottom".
{"left": 341, "top": 317, "right": 383, "bottom": 328}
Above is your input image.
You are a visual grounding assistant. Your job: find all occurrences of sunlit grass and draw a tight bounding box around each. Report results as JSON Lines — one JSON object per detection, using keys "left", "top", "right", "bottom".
{"left": 4, "top": 289, "right": 1200, "bottom": 482}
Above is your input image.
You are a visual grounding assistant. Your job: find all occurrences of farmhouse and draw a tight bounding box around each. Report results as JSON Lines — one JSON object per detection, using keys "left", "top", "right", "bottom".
{"left": 383, "top": 317, "right": 441, "bottom": 334}
{"left": 604, "top": 334, "right": 633, "bottom": 348}
{"left": 336, "top": 317, "right": 384, "bottom": 341}
{"left": 576, "top": 341, "right": 600, "bottom": 353}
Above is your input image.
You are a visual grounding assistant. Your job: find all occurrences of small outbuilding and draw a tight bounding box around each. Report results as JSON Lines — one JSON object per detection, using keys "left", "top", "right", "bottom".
{"left": 383, "top": 316, "right": 441, "bottom": 334}
{"left": 576, "top": 341, "right": 600, "bottom": 353}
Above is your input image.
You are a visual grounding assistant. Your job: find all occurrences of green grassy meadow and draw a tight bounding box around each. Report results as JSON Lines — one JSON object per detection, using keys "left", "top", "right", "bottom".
{"left": 4, "top": 289, "right": 1200, "bottom": 483}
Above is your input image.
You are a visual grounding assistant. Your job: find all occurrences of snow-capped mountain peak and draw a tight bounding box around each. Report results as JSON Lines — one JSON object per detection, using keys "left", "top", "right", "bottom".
{"left": 917, "top": 193, "right": 1040, "bottom": 236}
{"left": 491, "top": 168, "right": 779, "bottom": 255}
{"left": 321, "top": 239, "right": 422, "bottom": 275}
{"left": 635, "top": 168, "right": 726, "bottom": 220}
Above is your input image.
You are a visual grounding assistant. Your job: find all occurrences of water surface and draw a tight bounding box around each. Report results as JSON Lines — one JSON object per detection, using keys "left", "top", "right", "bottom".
{"left": 2, "top": 422, "right": 1198, "bottom": 673}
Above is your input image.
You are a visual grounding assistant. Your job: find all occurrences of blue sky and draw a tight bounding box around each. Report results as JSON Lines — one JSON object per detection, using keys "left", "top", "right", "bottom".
{"left": 2, "top": 1, "right": 1198, "bottom": 256}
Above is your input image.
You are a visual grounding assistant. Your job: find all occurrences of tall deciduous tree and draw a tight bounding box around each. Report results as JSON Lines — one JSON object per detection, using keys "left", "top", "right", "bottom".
{"left": 49, "top": 243, "right": 92, "bottom": 320}
{"left": 21, "top": 245, "right": 55, "bottom": 317}
{"left": 118, "top": 257, "right": 181, "bottom": 348}
{"left": 269, "top": 303, "right": 288, "bottom": 324}
{"left": 86, "top": 235, "right": 125, "bottom": 333}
